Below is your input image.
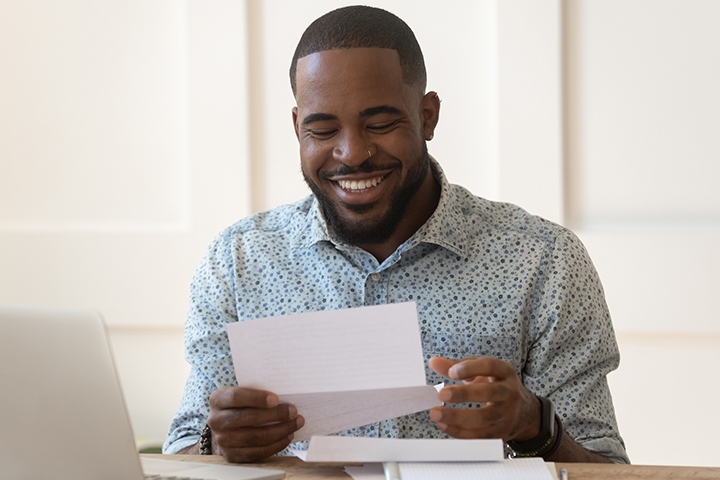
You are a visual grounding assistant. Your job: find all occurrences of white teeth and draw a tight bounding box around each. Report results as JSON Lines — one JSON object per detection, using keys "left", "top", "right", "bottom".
{"left": 338, "top": 175, "right": 384, "bottom": 191}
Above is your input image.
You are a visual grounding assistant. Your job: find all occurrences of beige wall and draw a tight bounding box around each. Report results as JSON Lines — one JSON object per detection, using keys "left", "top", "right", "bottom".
{"left": 1, "top": 0, "right": 719, "bottom": 466}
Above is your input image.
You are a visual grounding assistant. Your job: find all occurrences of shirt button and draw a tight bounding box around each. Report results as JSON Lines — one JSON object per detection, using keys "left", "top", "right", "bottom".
{"left": 370, "top": 273, "right": 381, "bottom": 282}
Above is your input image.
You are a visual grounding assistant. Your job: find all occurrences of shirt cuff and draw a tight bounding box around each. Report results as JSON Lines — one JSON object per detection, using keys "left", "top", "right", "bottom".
{"left": 162, "top": 435, "right": 201, "bottom": 455}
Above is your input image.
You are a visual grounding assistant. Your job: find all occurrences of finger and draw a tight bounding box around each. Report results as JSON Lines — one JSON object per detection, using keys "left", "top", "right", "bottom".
{"left": 461, "top": 375, "right": 495, "bottom": 385}
{"left": 437, "top": 380, "right": 510, "bottom": 404}
{"left": 215, "top": 416, "right": 304, "bottom": 450}
{"left": 432, "top": 357, "right": 494, "bottom": 387}
{"left": 439, "top": 422, "right": 507, "bottom": 440}
{"left": 428, "top": 356, "right": 460, "bottom": 377}
{"left": 430, "top": 406, "right": 508, "bottom": 439}
{"left": 210, "top": 403, "right": 298, "bottom": 430}
{"left": 448, "top": 357, "right": 516, "bottom": 382}
{"left": 221, "top": 433, "right": 296, "bottom": 463}
{"left": 210, "top": 387, "right": 280, "bottom": 410}
{"left": 430, "top": 404, "right": 504, "bottom": 431}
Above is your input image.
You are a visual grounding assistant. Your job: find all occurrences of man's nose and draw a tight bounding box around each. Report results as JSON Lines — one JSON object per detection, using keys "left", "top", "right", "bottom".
{"left": 332, "top": 131, "right": 371, "bottom": 167}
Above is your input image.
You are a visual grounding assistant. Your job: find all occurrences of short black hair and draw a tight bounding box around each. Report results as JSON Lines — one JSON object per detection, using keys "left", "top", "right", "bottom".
{"left": 290, "top": 5, "right": 427, "bottom": 96}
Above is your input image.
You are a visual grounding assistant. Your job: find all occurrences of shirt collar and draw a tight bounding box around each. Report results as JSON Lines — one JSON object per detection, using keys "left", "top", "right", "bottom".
{"left": 291, "top": 196, "right": 332, "bottom": 249}
{"left": 292, "top": 155, "right": 470, "bottom": 259}
{"left": 403, "top": 156, "right": 469, "bottom": 258}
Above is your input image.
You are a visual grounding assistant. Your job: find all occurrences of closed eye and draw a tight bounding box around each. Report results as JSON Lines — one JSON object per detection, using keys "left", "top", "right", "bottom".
{"left": 307, "top": 129, "right": 338, "bottom": 139}
{"left": 367, "top": 120, "right": 399, "bottom": 132}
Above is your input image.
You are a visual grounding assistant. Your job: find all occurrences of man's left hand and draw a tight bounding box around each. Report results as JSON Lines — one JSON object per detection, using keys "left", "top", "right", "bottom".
{"left": 428, "top": 356, "right": 541, "bottom": 442}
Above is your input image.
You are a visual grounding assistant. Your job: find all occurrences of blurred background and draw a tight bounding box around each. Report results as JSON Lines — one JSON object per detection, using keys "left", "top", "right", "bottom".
{"left": 1, "top": 0, "right": 719, "bottom": 466}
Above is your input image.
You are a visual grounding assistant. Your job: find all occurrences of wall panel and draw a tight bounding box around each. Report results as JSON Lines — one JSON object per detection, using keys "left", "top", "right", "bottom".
{"left": 497, "top": 0, "right": 563, "bottom": 224}
{"left": 0, "top": 0, "right": 252, "bottom": 328}
{"left": 0, "top": 1, "right": 188, "bottom": 230}
{"left": 565, "top": 0, "right": 720, "bottom": 230}
{"left": 610, "top": 333, "right": 720, "bottom": 467}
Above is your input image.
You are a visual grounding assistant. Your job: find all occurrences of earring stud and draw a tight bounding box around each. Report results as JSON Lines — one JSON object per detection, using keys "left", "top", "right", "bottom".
{"left": 367, "top": 150, "right": 372, "bottom": 159}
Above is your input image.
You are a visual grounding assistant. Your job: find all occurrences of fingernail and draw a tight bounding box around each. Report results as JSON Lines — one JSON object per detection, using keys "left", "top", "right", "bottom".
{"left": 266, "top": 394, "right": 279, "bottom": 408}
{"left": 448, "top": 364, "right": 462, "bottom": 379}
{"left": 429, "top": 409, "right": 442, "bottom": 422}
{"left": 296, "top": 415, "right": 305, "bottom": 429}
{"left": 287, "top": 433, "right": 294, "bottom": 442}
{"left": 437, "top": 422, "right": 448, "bottom": 431}
{"left": 288, "top": 405, "right": 297, "bottom": 418}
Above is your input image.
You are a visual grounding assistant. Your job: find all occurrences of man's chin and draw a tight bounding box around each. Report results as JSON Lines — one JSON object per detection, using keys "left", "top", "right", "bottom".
{"left": 337, "top": 199, "right": 376, "bottom": 215}
{"left": 336, "top": 207, "right": 388, "bottom": 232}
{"left": 326, "top": 205, "right": 396, "bottom": 246}
{"left": 332, "top": 220, "right": 394, "bottom": 246}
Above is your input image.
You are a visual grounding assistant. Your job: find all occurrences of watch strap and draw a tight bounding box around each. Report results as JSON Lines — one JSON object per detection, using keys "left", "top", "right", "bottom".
{"left": 199, "top": 424, "right": 212, "bottom": 455}
{"left": 541, "top": 413, "right": 564, "bottom": 460}
{"left": 506, "top": 395, "right": 556, "bottom": 457}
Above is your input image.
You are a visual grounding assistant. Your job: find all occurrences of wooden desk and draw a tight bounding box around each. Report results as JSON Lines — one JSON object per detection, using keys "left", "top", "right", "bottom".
{"left": 143, "top": 454, "right": 720, "bottom": 479}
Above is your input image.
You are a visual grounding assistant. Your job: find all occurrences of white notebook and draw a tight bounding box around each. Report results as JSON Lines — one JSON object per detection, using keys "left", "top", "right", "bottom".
{"left": 344, "top": 458, "right": 558, "bottom": 480}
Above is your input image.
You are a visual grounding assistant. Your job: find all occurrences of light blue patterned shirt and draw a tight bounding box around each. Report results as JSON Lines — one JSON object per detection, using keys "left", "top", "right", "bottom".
{"left": 164, "top": 159, "right": 629, "bottom": 463}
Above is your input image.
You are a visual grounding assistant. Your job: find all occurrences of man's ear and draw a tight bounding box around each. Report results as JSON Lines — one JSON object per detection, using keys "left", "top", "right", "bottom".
{"left": 292, "top": 106, "right": 300, "bottom": 140}
{"left": 420, "top": 91, "right": 441, "bottom": 141}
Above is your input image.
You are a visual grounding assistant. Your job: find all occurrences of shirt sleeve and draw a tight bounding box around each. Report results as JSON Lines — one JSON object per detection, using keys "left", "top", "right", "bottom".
{"left": 523, "top": 230, "right": 630, "bottom": 464}
{"left": 163, "top": 234, "right": 240, "bottom": 454}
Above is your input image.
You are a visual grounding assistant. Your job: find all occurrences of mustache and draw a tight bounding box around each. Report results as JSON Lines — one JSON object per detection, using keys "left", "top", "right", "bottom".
{"left": 318, "top": 161, "right": 399, "bottom": 179}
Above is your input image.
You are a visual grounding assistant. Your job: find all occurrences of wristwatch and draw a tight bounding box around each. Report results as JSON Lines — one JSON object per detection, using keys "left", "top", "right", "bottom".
{"left": 506, "top": 395, "right": 562, "bottom": 459}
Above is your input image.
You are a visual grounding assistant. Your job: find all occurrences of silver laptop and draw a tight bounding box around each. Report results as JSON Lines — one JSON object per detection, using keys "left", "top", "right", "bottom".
{"left": 0, "top": 305, "right": 284, "bottom": 480}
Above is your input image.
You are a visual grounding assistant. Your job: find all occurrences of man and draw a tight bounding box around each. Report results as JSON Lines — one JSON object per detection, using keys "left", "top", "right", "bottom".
{"left": 164, "top": 6, "right": 629, "bottom": 464}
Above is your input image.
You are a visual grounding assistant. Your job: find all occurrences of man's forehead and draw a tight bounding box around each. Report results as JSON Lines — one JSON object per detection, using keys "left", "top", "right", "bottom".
{"left": 297, "top": 47, "right": 400, "bottom": 69}
{"left": 294, "top": 47, "right": 413, "bottom": 107}
{"left": 296, "top": 48, "right": 402, "bottom": 86}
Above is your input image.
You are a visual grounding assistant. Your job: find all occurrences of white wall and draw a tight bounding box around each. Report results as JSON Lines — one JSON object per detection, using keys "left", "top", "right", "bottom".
{"left": 0, "top": 0, "right": 251, "bottom": 446}
{"left": 1, "top": 0, "right": 719, "bottom": 466}
{"left": 564, "top": 0, "right": 720, "bottom": 466}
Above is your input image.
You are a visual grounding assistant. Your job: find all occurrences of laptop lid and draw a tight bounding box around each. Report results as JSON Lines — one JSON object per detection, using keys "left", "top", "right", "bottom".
{"left": 0, "top": 305, "right": 144, "bottom": 479}
{"left": 0, "top": 305, "right": 284, "bottom": 480}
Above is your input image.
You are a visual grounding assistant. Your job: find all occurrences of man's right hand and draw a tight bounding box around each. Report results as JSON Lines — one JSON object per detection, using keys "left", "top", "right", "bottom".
{"left": 206, "top": 386, "right": 304, "bottom": 463}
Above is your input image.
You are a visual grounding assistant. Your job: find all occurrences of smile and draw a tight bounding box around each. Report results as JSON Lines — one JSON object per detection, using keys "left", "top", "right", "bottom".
{"left": 336, "top": 175, "right": 386, "bottom": 192}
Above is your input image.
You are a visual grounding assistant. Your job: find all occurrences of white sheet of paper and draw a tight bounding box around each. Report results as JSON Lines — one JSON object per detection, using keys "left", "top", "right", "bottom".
{"left": 343, "top": 460, "right": 558, "bottom": 480}
{"left": 399, "top": 458, "right": 557, "bottom": 480}
{"left": 227, "top": 302, "right": 442, "bottom": 441}
{"left": 295, "top": 436, "right": 504, "bottom": 462}
{"left": 343, "top": 463, "right": 385, "bottom": 480}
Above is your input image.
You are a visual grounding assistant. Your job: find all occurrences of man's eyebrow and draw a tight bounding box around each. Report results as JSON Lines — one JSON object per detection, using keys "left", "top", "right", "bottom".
{"left": 302, "top": 112, "right": 337, "bottom": 125}
{"left": 301, "top": 105, "right": 403, "bottom": 125}
{"left": 360, "top": 105, "right": 404, "bottom": 117}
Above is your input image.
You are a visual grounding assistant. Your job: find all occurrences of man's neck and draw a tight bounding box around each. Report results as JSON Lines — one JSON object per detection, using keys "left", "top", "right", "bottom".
{"left": 359, "top": 171, "right": 441, "bottom": 263}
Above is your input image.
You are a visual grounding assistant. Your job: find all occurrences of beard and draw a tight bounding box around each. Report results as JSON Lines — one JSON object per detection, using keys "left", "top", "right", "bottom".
{"left": 303, "top": 143, "right": 431, "bottom": 247}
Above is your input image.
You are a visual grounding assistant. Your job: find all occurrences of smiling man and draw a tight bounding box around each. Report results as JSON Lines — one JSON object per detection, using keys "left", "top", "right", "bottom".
{"left": 164, "top": 5, "right": 629, "bottom": 465}
{"left": 293, "top": 46, "right": 440, "bottom": 262}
